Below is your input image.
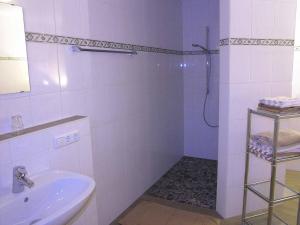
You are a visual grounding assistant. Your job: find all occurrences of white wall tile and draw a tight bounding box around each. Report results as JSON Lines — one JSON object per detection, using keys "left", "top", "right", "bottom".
{"left": 0, "top": 162, "right": 14, "bottom": 189}
{"left": 14, "top": 150, "right": 50, "bottom": 176}
{"left": 57, "top": 45, "right": 92, "bottom": 91}
{"left": 26, "top": 43, "right": 60, "bottom": 95}
{"left": 88, "top": 1, "right": 119, "bottom": 42}
{"left": 220, "top": 0, "right": 230, "bottom": 39}
{"left": 230, "top": 0, "right": 252, "bottom": 37}
{"left": 219, "top": 47, "right": 230, "bottom": 84}
{"left": 61, "top": 90, "right": 92, "bottom": 118}
{"left": 13, "top": 0, "right": 56, "bottom": 34}
{"left": 252, "top": 0, "right": 276, "bottom": 38}
{"left": 10, "top": 130, "right": 51, "bottom": 162}
{"left": 53, "top": 0, "right": 89, "bottom": 38}
{"left": 250, "top": 46, "right": 273, "bottom": 83}
{"left": 227, "top": 119, "right": 247, "bottom": 156}
{"left": 50, "top": 142, "right": 81, "bottom": 172}
{"left": 229, "top": 83, "right": 270, "bottom": 120}
{"left": 275, "top": 0, "right": 297, "bottom": 39}
{"left": 0, "top": 141, "right": 12, "bottom": 165}
{"left": 78, "top": 136, "right": 95, "bottom": 177}
{"left": 0, "top": 96, "right": 32, "bottom": 134}
{"left": 229, "top": 46, "right": 251, "bottom": 83}
{"left": 270, "top": 82, "right": 292, "bottom": 96}
{"left": 272, "top": 47, "right": 294, "bottom": 82}
{"left": 30, "top": 93, "right": 62, "bottom": 125}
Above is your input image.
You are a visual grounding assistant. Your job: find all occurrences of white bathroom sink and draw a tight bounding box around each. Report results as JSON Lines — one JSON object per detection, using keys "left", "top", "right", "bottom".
{"left": 0, "top": 170, "right": 95, "bottom": 225}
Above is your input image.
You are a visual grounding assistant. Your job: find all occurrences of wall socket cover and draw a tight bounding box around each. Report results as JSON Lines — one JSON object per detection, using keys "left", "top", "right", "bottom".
{"left": 54, "top": 130, "right": 80, "bottom": 149}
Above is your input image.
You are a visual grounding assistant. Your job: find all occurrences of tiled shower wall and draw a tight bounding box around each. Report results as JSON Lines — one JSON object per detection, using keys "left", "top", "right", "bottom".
{"left": 218, "top": 0, "right": 297, "bottom": 218}
{"left": 182, "top": 0, "right": 219, "bottom": 160}
{"left": 88, "top": 1, "right": 184, "bottom": 224}
{"left": 0, "top": 1, "right": 184, "bottom": 224}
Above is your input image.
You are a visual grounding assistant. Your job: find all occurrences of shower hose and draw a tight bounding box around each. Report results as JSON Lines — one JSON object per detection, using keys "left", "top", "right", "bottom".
{"left": 203, "top": 53, "right": 218, "bottom": 128}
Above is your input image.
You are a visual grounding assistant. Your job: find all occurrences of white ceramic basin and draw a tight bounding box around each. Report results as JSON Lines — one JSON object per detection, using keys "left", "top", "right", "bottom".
{"left": 0, "top": 170, "right": 95, "bottom": 225}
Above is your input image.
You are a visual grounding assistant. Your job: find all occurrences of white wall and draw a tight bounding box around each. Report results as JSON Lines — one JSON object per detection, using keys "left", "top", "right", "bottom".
{"left": 218, "top": 0, "right": 297, "bottom": 218}
{"left": 182, "top": 0, "right": 219, "bottom": 160}
{"left": 88, "top": 1, "right": 184, "bottom": 224}
{"left": 0, "top": 118, "right": 98, "bottom": 225}
{"left": 0, "top": 1, "right": 184, "bottom": 224}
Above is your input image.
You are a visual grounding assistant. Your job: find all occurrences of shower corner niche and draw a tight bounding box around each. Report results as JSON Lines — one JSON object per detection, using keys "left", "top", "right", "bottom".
{"left": 0, "top": 3, "right": 31, "bottom": 94}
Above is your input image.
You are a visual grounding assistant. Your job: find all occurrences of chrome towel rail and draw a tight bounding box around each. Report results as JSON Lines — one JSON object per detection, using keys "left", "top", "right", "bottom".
{"left": 71, "top": 45, "right": 137, "bottom": 55}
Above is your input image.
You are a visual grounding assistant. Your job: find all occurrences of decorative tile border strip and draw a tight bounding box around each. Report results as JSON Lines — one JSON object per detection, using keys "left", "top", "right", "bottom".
{"left": 220, "top": 38, "right": 294, "bottom": 46}
{"left": 25, "top": 32, "right": 184, "bottom": 55}
{"left": 26, "top": 32, "right": 293, "bottom": 55}
{"left": 183, "top": 50, "right": 219, "bottom": 55}
{"left": 25, "top": 32, "right": 220, "bottom": 56}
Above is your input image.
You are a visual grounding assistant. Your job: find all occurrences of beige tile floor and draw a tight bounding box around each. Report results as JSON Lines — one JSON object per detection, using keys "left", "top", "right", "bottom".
{"left": 115, "top": 170, "right": 300, "bottom": 225}
{"left": 118, "top": 201, "right": 220, "bottom": 225}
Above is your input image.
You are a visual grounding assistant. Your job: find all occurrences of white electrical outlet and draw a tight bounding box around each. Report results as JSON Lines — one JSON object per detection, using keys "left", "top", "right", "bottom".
{"left": 54, "top": 130, "right": 80, "bottom": 149}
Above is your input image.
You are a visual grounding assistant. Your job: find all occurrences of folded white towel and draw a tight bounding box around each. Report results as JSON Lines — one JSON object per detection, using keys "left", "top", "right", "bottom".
{"left": 259, "top": 96, "right": 300, "bottom": 108}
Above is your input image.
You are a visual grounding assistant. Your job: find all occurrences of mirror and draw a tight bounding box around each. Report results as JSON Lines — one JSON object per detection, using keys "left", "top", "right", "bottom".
{"left": 0, "top": 3, "right": 30, "bottom": 94}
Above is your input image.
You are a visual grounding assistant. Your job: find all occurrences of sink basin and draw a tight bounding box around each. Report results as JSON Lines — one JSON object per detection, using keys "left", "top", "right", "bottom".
{"left": 0, "top": 170, "right": 95, "bottom": 225}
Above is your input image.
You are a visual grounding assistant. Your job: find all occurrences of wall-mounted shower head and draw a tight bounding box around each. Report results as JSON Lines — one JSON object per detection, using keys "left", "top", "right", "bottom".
{"left": 192, "top": 43, "right": 208, "bottom": 52}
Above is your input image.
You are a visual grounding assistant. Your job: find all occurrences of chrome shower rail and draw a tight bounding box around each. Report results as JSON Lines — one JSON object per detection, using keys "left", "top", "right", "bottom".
{"left": 72, "top": 45, "right": 138, "bottom": 55}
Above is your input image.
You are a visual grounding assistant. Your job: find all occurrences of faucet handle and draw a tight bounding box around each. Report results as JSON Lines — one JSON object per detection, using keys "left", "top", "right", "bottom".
{"left": 12, "top": 166, "right": 34, "bottom": 193}
{"left": 14, "top": 166, "right": 27, "bottom": 178}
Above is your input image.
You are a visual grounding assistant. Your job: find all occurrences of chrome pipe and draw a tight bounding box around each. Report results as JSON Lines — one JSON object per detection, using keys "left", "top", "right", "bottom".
{"left": 72, "top": 45, "right": 137, "bottom": 55}
{"left": 242, "top": 109, "right": 252, "bottom": 223}
{"left": 267, "top": 117, "right": 280, "bottom": 225}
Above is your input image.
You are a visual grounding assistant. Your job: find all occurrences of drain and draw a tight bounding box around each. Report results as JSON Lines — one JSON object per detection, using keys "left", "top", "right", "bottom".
{"left": 29, "top": 218, "right": 42, "bottom": 225}
{"left": 24, "top": 197, "right": 29, "bottom": 202}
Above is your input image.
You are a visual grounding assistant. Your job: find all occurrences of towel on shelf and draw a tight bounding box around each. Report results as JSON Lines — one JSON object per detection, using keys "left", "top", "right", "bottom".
{"left": 249, "top": 130, "right": 300, "bottom": 161}
{"left": 249, "top": 142, "right": 300, "bottom": 161}
{"left": 252, "top": 129, "right": 300, "bottom": 147}
{"left": 249, "top": 129, "right": 300, "bottom": 161}
{"left": 258, "top": 103, "right": 300, "bottom": 114}
{"left": 249, "top": 137, "right": 300, "bottom": 154}
{"left": 259, "top": 96, "right": 300, "bottom": 108}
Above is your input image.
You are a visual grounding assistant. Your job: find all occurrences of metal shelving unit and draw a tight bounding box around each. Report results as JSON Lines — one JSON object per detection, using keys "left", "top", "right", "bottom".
{"left": 242, "top": 109, "right": 300, "bottom": 225}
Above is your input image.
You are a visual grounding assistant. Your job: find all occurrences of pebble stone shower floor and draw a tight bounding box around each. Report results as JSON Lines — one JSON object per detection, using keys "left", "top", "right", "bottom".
{"left": 146, "top": 156, "right": 218, "bottom": 210}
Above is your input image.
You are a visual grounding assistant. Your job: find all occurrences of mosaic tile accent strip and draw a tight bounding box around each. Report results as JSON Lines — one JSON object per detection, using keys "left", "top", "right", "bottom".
{"left": 25, "top": 32, "right": 219, "bottom": 56}
{"left": 25, "top": 32, "right": 184, "bottom": 55}
{"left": 183, "top": 50, "right": 219, "bottom": 55}
{"left": 220, "top": 38, "right": 294, "bottom": 46}
{"left": 147, "top": 156, "right": 217, "bottom": 210}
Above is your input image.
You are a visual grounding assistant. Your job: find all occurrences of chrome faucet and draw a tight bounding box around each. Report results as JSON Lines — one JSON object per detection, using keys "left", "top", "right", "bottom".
{"left": 12, "top": 166, "right": 34, "bottom": 193}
